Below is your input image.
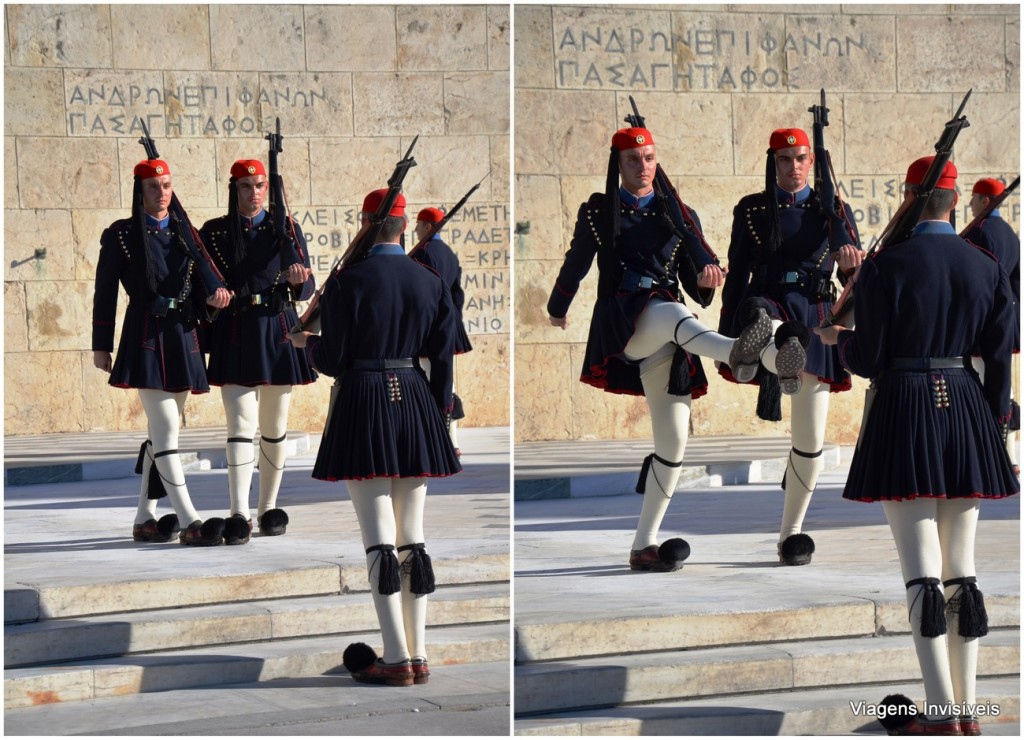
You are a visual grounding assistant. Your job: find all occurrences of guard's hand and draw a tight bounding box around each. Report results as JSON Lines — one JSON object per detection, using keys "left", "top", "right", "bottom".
{"left": 287, "top": 329, "right": 312, "bottom": 348}
{"left": 814, "top": 325, "right": 845, "bottom": 346}
{"left": 697, "top": 264, "right": 725, "bottom": 289}
{"left": 206, "top": 287, "right": 233, "bottom": 309}
{"left": 549, "top": 314, "right": 567, "bottom": 330}
{"left": 93, "top": 350, "right": 112, "bottom": 373}
{"left": 286, "top": 263, "right": 312, "bottom": 286}
{"left": 836, "top": 245, "right": 863, "bottom": 275}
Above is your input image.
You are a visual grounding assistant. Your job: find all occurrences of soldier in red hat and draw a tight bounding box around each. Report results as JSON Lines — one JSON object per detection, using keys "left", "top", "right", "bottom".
{"left": 199, "top": 159, "right": 316, "bottom": 544}
{"left": 717, "top": 127, "right": 864, "bottom": 566}
{"left": 816, "top": 156, "right": 1018, "bottom": 736}
{"left": 287, "top": 188, "right": 461, "bottom": 687}
{"left": 547, "top": 125, "right": 808, "bottom": 572}
{"left": 411, "top": 206, "right": 472, "bottom": 455}
{"left": 92, "top": 159, "right": 232, "bottom": 546}
{"left": 963, "top": 177, "right": 1020, "bottom": 476}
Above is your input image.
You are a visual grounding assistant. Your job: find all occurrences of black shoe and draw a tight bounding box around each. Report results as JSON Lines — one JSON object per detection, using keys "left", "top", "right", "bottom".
{"left": 179, "top": 518, "right": 225, "bottom": 546}
{"left": 132, "top": 514, "right": 179, "bottom": 543}
{"left": 729, "top": 302, "right": 773, "bottom": 382}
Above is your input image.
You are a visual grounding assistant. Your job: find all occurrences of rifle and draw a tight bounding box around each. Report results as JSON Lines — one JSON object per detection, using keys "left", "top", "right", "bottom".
{"left": 823, "top": 89, "right": 972, "bottom": 327}
{"left": 408, "top": 171, "right": 490, "bottom": 259}
{"left": 264, "top": 117, "right": 304, "bottom": 269}
{"left": 625, "top": 95, "right": 721, "bottom": 307}
{"left": 137, "top": 121, "right": 226, "bottom": 295}
{"left": 297, "top": 136, "right": 419, "bottom": 331}
{"left": 808, "top": 89, "right": 858, "bottom": 252}
{"left": 960, "top": 175, "right": 1020, "bottom": 237}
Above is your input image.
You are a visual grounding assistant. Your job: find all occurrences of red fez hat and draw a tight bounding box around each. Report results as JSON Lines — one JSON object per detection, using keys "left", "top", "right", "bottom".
{"left": 134, "top": 159, "right": 171, "bottom": 179}
{"left": 611, "top": 127, "right": 654, "bottom": 151}
{"left": 362, "top": 189, "right": 406, "bottom": 218}
{"left": 769, "top": 129, "right": 810, "bottom": 151}
{"left": 972, "top": 178, "right": 1005, "bottom": 197}
{"left": 230, "top": 159, "right": 266, "bottom": 180}
{"left": 905, "top": 156, "right": 957, "bottom": 189}
{"left": 417, "top": 207, "right": 445, "bottom": 224}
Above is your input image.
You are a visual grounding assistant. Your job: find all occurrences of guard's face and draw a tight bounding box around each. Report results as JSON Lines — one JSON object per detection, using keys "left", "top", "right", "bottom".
{"left": 775, "top": 146, "right": 814, "bottom": 192}
{"left": 236, "top": 174, "right": 269, "bottom": 216}
{"left": 619, "top": 144, "right": 656, "bottom": 196}
{"left": 415, "top": 221, "right": 431, "bottom": 242}
{"left": 968, "top": 193, "right": 988, "bottom": 219}
{"left": 141, "top": 174, "right": 173, "bottom": 218}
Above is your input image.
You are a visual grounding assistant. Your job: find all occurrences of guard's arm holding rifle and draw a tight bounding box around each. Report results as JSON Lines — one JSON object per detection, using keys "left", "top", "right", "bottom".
{"left": 265, "top": 117, "right": 313, "bottom": 300}
{"left": 808, "top": 89, "right": 862, "bottom": 286}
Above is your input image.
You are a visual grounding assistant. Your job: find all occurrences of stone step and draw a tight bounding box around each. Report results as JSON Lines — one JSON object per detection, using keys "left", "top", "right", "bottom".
{"left": 4, "top": 621, "right": 508, "bottom": 710}
{"left": 7, "top": 552, "right": 509, "bottom": 623}
{"left": 3, "top": 431, "right": 311, "bottom": 486}
{"left": 513, "top": 675, "right": 1020, "bottom": 736}
{"left": 6, "top": 583, "right": 508, "bottom": 668}
{"left": 514, "top": 593, "right": 1019, "bottom": 663}
{"left": 515, "top": 629, "right": 1019, "bottom": 715}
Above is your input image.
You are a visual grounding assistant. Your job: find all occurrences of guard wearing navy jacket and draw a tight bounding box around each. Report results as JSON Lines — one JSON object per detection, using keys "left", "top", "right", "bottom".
{"left": 200, "top": 159, "right": 317, "bottom": 544}
{"left": 287, "top": 189, "right": 460, "bottom": 688}
{"left": 411, "top": 207, "right": 472, "bottom": 454}
{"left": 718, "top": 127, "right": 863, "bottom": 566}
{"left": 547, "top": 125, "right": 807, "bottom": 573}
{"left": 816, "top": 157, "right": 1018, "bottom": 736}
{"left": 963, "top": 177, "right": 1020, "bottom": 475}
{"left": 93, "top": 158, "right": 232, "bottom": 546}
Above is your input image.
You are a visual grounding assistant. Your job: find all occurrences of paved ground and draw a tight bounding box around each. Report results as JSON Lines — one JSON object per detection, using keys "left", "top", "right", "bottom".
{"left": 4, "top": 426, "right": 511, "bottom": 736}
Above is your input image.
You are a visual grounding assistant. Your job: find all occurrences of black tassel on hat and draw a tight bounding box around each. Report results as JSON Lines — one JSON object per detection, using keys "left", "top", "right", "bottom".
{"left": 907, "top": 577, "right": 947, "bottom": 638}
{"left": 367, "top": 544, "right": 401, "bottom": 595}
{"left": 398, "top": 543, "right": 436, "bottom": 595}
{"left": 944, "top": 576, "right": 989, "bottom": 638}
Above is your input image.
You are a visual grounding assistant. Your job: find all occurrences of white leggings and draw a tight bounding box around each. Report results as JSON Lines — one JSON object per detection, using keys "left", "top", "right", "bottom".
{"left": 221, "top": 385, "right": 292, "bottom": 518}
{"left": 883, "top": 498, "right": 981, "bottom": 710}
{"left": 623, "top": 299, "right": 735, "bottom": 365}
{"left": 346, "top": 477, "right": 429, "bottom": 664}
{"left": 137, "top": 389, "right": 200, "bottom": 527}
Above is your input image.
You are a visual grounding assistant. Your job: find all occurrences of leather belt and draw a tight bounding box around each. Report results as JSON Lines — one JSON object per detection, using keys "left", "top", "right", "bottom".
{"left": 150, "top": 295, "right": 181, "bottom": 316}
{"left": 619, "top": 269, "right": 673, "bottom": 293}
{"left": 351, "top": 358, "right": 415, "bottom": 370}
{"left": 889, "top": 357, "right": 964, "bottom": 371}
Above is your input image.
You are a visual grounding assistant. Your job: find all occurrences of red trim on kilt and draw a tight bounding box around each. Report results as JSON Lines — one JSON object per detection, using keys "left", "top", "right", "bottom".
{"left": 846, "top": 491, "right": 1017, "bottom": 503}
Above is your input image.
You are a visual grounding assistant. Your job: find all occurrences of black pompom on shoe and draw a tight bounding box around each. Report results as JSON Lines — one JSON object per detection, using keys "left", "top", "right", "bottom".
{"left": 155, "top": 513, "right": 180, "bottom": 541}
{"left": 259, "top": 508, "right": 289, "bottom": 536}
{"left": 223, "top": 514, "right": 252, "bottom": 546}
{"left": 343, "top": 642, "right": 378, "bottom": 674}
{"left": 778, "top": 533, "right": 815, "bottom": 566}
{"left": 658, "top": 538, "right": 691, "bottom": 566}
{"left": 180, "top": 517, "right": 225, "bottom": 546}
{"left": 877, "top": 693, "right": 917, "bottom": 734}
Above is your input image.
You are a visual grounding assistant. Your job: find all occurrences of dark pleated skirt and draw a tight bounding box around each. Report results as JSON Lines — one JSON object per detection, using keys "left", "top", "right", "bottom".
{"left": 109, "top": 307, "right": 209, "bottom": 393}
{"left": 844, "top": 368, "right": 1020, "bottom": 502}
{"left": 206, "top": 304, "right": 318, "bottom": 387}
{"left": 313, "top": 367, "right": 462, "bottom": 481}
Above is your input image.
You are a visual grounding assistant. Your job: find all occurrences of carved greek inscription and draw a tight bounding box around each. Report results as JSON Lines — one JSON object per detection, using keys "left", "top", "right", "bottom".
{"left": 555, "top": 21, "right": 873, "bottom": 91}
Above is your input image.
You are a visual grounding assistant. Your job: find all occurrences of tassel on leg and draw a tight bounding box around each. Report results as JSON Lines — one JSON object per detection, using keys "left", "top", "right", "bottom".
{"left": 366, "top": 544, "right": 402, "bottom": 596}
{"left": 944, "top": 576, "right": 988, "bottom": 638}
{"left": 907, "top": 577, "right": 947, "bottom": 638}
{"left": 398, "top": 543, "right": 436, "bottom": 595}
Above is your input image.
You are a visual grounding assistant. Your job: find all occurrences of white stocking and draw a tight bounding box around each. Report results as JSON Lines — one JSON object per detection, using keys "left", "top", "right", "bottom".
{"left": 883, "top": 499, "right": 955, "bottom": 711}
{"left": 393, "top": 478, "right": 429, "bottom": 661}
{"left": 632, "top": 354, "right": 690, "bottom": 550}
{"left": 623, "top": 298, "right": 735, "bottom": 365}
{"left": 778, "top": 379, "right": 830, "bottom": 541}
{"left": 346, "top": 478, "right": 409, "bottom": 664}
{"left": 134, "top": 440, "right": 159, "bottom": 524}
{"left": 937, "top": 498, "right": 981, "bottom": 708}
{"left": 222, "top": 385, "right": 258, "bottom": 518}
{"left": 257, "top": 385, "right": 292, "bottom": 516}
{"left": 139, "top": 389, "right": 200, "bottom": 527}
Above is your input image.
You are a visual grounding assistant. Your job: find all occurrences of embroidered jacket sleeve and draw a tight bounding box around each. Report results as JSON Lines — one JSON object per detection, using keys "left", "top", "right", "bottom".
{"left": 718, "top": 198, "right": 757, "bottom": 337}
{"left": 835, "top": 258, "right": 890, "bottom": 379}
{"left": 547, "top": 198, "right": 600, "bottom": 319}
{"left": 305, "top": 273, "right": 345, "bottom": 378}
{"left": 92, "top": 225, "right": 128, "bottom": 352}
{"left": 675, "top": 206, "right": 717, "bottom": 308}
{"left": 288, "top": 225, "right": 316, "bottom": 301}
